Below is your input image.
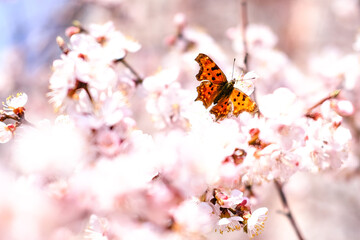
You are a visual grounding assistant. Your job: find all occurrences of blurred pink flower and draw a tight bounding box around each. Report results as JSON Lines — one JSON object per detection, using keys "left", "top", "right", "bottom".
{"left": 258, "top": 87, "right": 304, "bottom": 122}
{"left": 68, "top": 130, "right": 157, "bottom": 210}
{"left": 11, "top": 116, "right": 87, "bottom": 177}
{"left": 0, "top": 122, "right": 14, "bottom": 143}
{"left": 309, "top": 48, "right": 343, "bottom": 87}
{"left": 95, "top": 128, "right": 123, "bottom": 157}
{"left": 0, "top": 176, "right": 59, "bottom": 240}
{"left": 172, "top": 199, "right": 215, "bottom": 235}
{"left": 83, "top": 214, "right": 109, "bottom": 240}
{"left": 331, "top": 0, "right": 358, "bottom": 20}
{"left": 302, "top": 119, "right": 351, "bottom": 171}
{"left": 49, "top": 228, "right": 76, "bottom": 240}
{"left": 331, "top": 99, "right": 354, "bottom": 116}
{"left": 143, "top": 68, "right": 193, "bottom": 129}
{"left": 143, "top": 68, "right": 179, "bottom": 93}
{"left": 215, "top": 189, "right": 244, "bottom": 208}
{"left": 48, "top": 54, "right": 82, "bottom": 111}
{"left": 88, "top": 21, "right": 141, "bottom": 59}
{"left": 173, "top": 13, "right": 187, "bottom": 29}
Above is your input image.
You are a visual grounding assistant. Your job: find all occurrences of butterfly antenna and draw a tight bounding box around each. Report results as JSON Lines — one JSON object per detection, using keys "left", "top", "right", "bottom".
{"left": 231, "top": 58, "right": 236, "bottom": 80}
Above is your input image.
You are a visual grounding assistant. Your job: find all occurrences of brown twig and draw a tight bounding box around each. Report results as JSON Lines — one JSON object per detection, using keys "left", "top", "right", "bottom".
{"left": 240, "top": 0, "right": 249, "bottom": 72}
{"left": 71, "top": 80, "right": 94, "bottom": 106}
{"left": 275, "top": 180, "right": 305, "bottom": 240}
{"left": 0, "top": 113, "right": 20, "bottom": 122}
{"left": 240, "top": 0, "right": 260, "bottom": 117}
{"left": 306, "top": 89, "right": 341, "bottom": 115}
{"left": 115, "top": 58, "right": 143, "bottom": 85}
{"left": 19, "top": 118, "right": 35, "bottom": 127}
{"left": 0, "top": 111, "right": 34, "bottom": 128}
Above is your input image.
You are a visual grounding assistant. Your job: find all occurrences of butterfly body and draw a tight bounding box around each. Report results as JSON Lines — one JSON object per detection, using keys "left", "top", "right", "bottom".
{"left": 213, "top": 80, "right": 235, "bottom": 105}
{"left": 195, "top": 53, "right": 257, "bottom": 121}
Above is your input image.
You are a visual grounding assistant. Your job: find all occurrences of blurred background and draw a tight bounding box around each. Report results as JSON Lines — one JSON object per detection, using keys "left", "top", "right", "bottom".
{"left": 1, "top": 0, "right": 360, "bottom": 239}
{"left": 1, "top": 0, "right": 358, "bottom": 102}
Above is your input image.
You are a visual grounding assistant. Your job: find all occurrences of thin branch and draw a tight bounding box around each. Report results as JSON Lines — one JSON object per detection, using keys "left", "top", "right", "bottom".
{"left": 240, "top": 0, "right": 260, "bottom": 117}
{"left": 240, "top": 0, "right": 249, "bottom": 72}
{"left": 275, "top": 180, "right": 305, "bottom": 240}
{"left": 0, "top": 113, "right": 20, "bottom": 122}
{"left": 18, "top": 116, "right": 35, "bottom": 127}
{"left": 73, "top": 80, "right": 94, "bottom": 106}
{"left": 0, "top": 112, "right": 34, "bottom": 128}
{"left": 115, "top": 58, "right": 143, "bottom": 86}
{"left": 83, "top": 85, "right": 94, "bottom": 105}
{"left": 306, "top": 89, "right": 341, "bottom": 115}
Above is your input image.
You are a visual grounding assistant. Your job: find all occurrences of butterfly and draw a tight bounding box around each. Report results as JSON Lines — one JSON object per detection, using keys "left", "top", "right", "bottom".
{"left": 195, "top": 53, "right": 257, "bottom": 121}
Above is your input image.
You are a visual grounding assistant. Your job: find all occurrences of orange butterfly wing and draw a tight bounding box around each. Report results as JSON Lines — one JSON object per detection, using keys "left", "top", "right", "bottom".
{"left": 195, "top": 53, "right": 227, "bottom": 109}
{"left": 195, "top": 53, "right": 227, "bottom": 85}
{"left": 230, "top": 89, "right": 257, "bottom": 116}
{"left": 195, "top": 81, "right": 221, "bottom": 109}
{"left": 210, "top": 97, "right": 232, "bottom": 121}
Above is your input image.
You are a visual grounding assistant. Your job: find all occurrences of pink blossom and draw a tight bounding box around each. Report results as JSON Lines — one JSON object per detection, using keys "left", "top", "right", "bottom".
{"left": 143, "top": 68, "right": 179, "bottom": 93}
{"left": 88, "top": 22, "right": 141, "bottom": 57}
{"left": 83, "top": 215, "right": 109, "bottom": 240}
{"left": 48, "top": 54, "right": 82, "bottom": 111}
{"left": 258, "top": 87, "right": 304, "bottom": 122}
{"left": 143, "top": 68, "right": 193, "bottom": 129}
{"left": 216, "top": 189, "right": 244, "bottom": 208}
{"left": 216, "top": 216, "right": 243, "bottom": 234}
{"left": 95, "top": 127, "right": 123, "bottom": 157}
{"left": 0, "top": 18, "right": 354, "bottom": 240}
{"left": 331, "top": 99, "right": 354, "bottom": 116}
{"left": 331, "top": 0, "right": 359, "bottom": 20}
{"left": 233, "top": 71, "right": 257, "bottom": 96}
{"left": 246, "top": 207, "right": 268, "bottom": 238}
{"left": 173, "top": 13, "right": 187, "bottom": 29}
{"left": 3, "top": 92, "right": 27, "bottom": 115}
{"left": 11, "top": 116, "right": 86, "bottom": 177}
{"left": 49, "top": 22, "right": 139, "bottom": 113}
{"left": 68, "top": 131, "right": 157, "bottom": 210}
{"left": 0, "top": 122, "right": 14, "bottom": 143}
{"left": 65, "top": 26, "right": 81, "bottom": 37}
{"left": 0, "top": 176, "right": 58, "bottom": 240}
{"left": 172, "top": 199, "right": 215, "bottom": 235}
{"left": 302, "top": 119, "right": 351, "bottom": 171}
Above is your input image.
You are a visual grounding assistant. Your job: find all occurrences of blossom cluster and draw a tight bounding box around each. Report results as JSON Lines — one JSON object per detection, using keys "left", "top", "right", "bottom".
{"left": 0, "top": 92, "right": 28, "bottom": 143}
{"left": 0, "top": 17, "right": 354, "bottom": 240}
